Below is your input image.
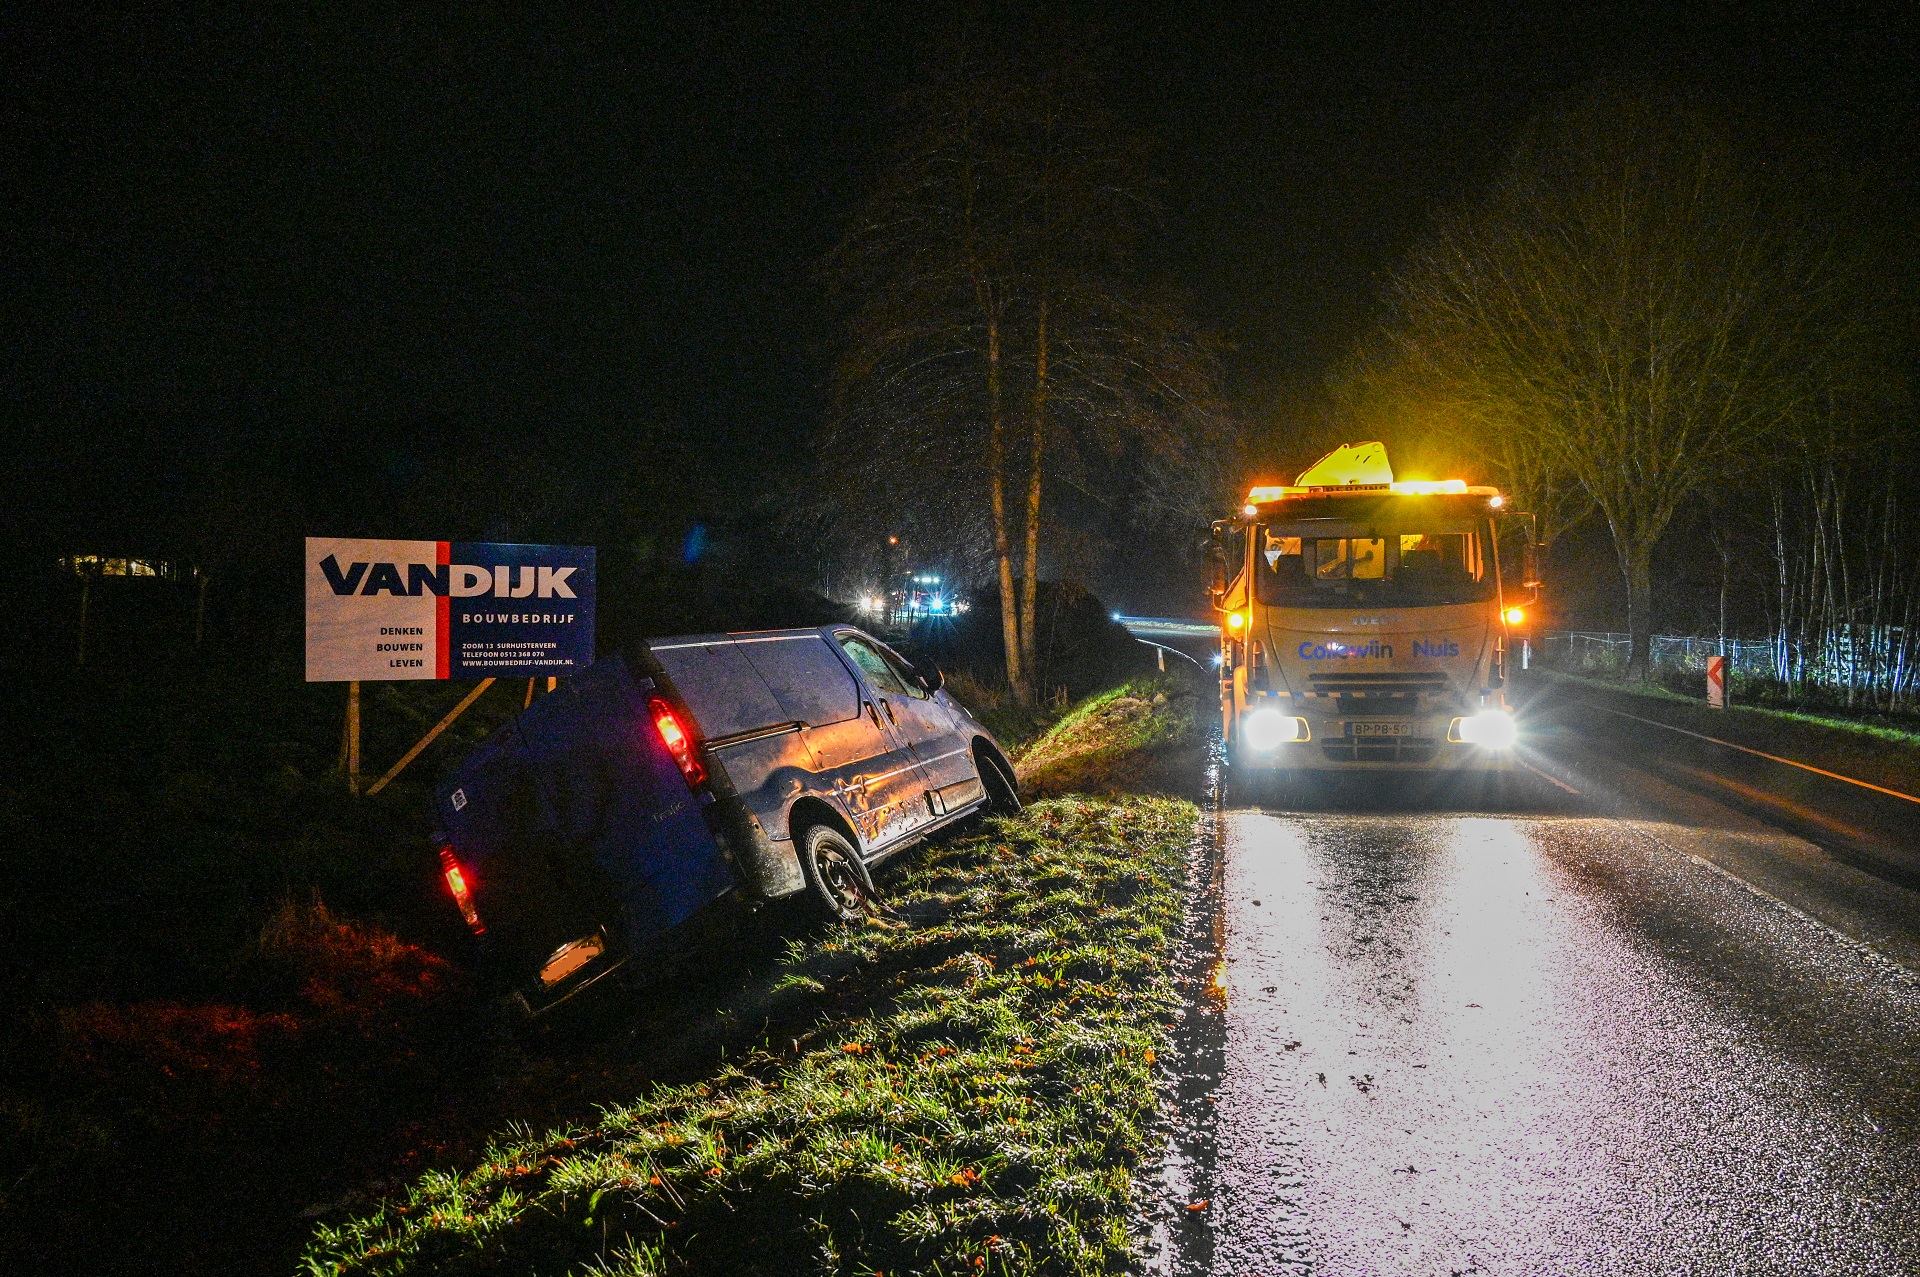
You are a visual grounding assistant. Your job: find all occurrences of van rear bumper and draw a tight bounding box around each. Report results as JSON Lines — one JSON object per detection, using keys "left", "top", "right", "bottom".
{"left": 738, "top": 833, "right": 804, "bottom": 897}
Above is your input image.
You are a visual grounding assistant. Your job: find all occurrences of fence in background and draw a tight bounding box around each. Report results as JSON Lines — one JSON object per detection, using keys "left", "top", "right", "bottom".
{"left": 1542, "top": 629, "right": 1920, "bottom": 712}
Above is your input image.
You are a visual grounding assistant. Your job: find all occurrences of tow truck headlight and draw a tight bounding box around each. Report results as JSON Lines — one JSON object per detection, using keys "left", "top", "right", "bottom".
{"left": 1242, "top": 708, "right": 1309, "bottom": 750}
{"left": 1450, "top": 710, "right": 1517, "bottom": 749}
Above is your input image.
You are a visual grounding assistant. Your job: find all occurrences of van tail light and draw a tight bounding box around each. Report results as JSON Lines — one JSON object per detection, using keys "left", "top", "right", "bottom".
{"left": 440, "top": 846, "right": 485, "bottom": 934}
{"left": 649, "top": 696, "right": 707, "bottom": 788}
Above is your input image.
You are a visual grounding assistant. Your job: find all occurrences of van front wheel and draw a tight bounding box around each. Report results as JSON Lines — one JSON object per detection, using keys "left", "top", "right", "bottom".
{"left": 800, "top": 824, "right": 871, "bottom": 923}
{"left": 979, "top": 749, "right": 1021, "bottom": 816}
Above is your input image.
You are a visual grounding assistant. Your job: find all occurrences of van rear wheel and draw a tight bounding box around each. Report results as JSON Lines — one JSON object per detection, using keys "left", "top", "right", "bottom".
{"left": 799, "top": 824, "right": 870, "bottom": 923}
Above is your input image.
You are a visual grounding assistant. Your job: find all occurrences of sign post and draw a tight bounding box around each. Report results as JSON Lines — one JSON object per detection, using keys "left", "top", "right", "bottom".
{"left": 306, "top": 538, "right": 596, "bottom": 792}
{"left": 1706, "top": 654, "right": 1727, "bottom": 710}
{"left": 345, "top": 681, "right": 362, "bottom": 794}
{"left": 365, "top": 677, "right": 497, "bottom": 796}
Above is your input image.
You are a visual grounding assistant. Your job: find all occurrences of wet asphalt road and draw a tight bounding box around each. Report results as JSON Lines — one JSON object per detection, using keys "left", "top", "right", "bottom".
{"left": 1144, "top": 706, "right": 1920, "bottom": 1275}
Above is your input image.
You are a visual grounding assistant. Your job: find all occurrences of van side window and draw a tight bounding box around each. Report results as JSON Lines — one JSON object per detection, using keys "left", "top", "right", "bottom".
{"left": 838, "top": 636, "right": 908, "bottom": 696}
{"left": 873, "top": 642, "right": 929, "bottom": 699}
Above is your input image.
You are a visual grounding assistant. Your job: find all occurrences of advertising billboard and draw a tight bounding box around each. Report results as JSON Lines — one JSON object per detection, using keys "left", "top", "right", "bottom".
{"left": 306, "top": 538, "right": 596, "bottom": 681}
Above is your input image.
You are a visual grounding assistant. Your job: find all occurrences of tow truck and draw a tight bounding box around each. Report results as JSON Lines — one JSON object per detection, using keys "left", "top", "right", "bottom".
{"left": 1210, "top": 442, "right": 1539, "bottom": 789}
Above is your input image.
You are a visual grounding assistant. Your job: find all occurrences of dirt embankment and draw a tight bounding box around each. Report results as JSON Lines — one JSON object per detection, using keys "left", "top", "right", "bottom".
{"left": 305, "top": 796, "right": 1199, "bottom": 1276}
{"left": 3, "top": 675, "right": 1208, "bottom": 1276}
{"left": 1014, "top": 677, "right": 1209, "bottom": 800}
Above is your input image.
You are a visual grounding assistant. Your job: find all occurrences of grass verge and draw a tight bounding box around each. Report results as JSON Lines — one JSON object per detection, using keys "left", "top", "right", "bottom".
{"left": 302, "top": 795, "right": 1198, "bottom": 1276}
{"left": 1013, "top": 677, "right": 1206, "bottom": 800}
{"left": 1534, "top": 667, "right": 1920, "bottom": 794}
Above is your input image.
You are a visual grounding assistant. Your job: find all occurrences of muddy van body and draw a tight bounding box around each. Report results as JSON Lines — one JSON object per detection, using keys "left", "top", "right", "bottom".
{"left": 433, "top": 625, "right": 1018, "bottom": 1011}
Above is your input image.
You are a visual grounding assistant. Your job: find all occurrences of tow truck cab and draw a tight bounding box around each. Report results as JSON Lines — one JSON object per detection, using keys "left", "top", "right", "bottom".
{"left": 1214, "top": 442, "right": 1538, "bottom": 776}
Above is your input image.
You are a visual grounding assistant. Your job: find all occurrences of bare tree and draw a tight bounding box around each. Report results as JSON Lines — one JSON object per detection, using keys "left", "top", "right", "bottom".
{"left": 1756, "top": 274, "right": 1911, "bottom": 705}
{"left": 1321, "top": 337, "right": 1593, "bottom": 551}
{"left": 821, "top": 46, "right": 1229, "bottom": 702}
{"left": 1391, "top": 89, "right": 1853, "bottom": 678}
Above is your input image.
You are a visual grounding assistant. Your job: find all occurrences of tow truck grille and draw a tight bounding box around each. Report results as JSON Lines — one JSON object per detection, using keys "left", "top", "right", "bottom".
{"left": 1306, "top": 672, "right": 1452, "bottom": 698}
{"left": 1321, "top": 738, "right": 1440, "bottom": 764}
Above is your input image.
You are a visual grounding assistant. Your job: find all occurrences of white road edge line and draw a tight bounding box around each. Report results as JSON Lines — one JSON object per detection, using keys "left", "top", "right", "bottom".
{"left": 1556, "top": 738, "right": 1920, "bottom": 981}
{"left": 1581, "top": 701, "right": 1920, "bottom": 806}
{"left": 1655, "top": 835, "right": 1920, "bottom": 983}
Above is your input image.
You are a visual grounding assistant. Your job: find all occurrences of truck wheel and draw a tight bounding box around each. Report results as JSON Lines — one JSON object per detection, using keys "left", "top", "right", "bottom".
{"left": 979, "top": 749, "right": 1021, "bottom": 816}
{"left": 799, "top": 823, "right": 871, "bottom": 923}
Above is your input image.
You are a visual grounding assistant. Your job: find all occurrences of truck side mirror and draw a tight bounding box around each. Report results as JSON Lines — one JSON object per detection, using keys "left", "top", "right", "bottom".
{"left": 1207, "top": 518, "right": 1232, "bottom": 599}
{"left": 1505, "top": 511, "right": 1543, "bottom": 602}
{"left": 918, "top": 663, "right": 945, "bottom": 694}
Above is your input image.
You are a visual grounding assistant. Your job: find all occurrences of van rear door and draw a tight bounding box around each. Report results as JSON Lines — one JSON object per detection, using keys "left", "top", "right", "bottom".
{"left": 436, "top": 655, "right": 735, "bottom": 987}
{"left": 510, "top": 658, "right": 735, "bottom": 938}
{"left": 646, "top": 633, "right": 815, "bottom": 860}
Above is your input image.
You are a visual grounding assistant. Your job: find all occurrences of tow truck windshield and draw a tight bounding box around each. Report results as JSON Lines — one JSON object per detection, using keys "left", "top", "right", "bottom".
{"left": 1254, "top": 515, "right": 1493, "bottom": 608}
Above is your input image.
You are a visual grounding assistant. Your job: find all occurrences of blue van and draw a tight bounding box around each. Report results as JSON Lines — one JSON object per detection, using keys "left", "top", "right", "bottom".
{"left": 431, "top": 626, "right": 1019, "bottom": 1011}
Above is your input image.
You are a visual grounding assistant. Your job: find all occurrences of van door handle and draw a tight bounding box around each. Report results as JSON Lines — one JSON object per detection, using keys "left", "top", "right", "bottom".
{"left": 866, "top": 701, "right": 883, "bottom": 727}
{"left": 880, "top": 699, "right": 896, "bottom": 724}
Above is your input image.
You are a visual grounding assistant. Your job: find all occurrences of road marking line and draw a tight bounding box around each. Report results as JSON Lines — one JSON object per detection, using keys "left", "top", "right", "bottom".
{"left": 1655, "top": 837, "right": 1920, "bottom": 983}
{"left": 1580, "top": 702, "right": 1920, "bottom": 806}
{"left": 1520, "top": 760, "right": 1581, "bottom": 795}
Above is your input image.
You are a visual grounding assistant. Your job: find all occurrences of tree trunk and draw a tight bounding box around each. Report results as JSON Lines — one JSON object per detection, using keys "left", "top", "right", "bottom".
{"left": 76, "top": 575, "right": 91, "bottom": 666}
{"left": 1771, "top": 487, "right": 1793, "bottom": 685}
{"left": 1717, "top": 554, "right": 1728, "bottom": 653}
{"left": 985, "top": 318, "right": 1028, "bottom": 704}
{"left": 1019, "top": 294, "right": 1048, "bottom": 695}
{"left": 1623, "top": 540, "right": 1655, "bottom": 682}
{"left": 1712, "top": 521, "right": 1730, "bottom": 654}
{"left": 194, "top": 573, "right": 209, "bottom": 647}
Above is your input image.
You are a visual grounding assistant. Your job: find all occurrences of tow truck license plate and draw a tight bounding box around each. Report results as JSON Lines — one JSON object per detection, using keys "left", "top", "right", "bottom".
{"left": 1349, "top": 722, "right": 1415, "bottom": 737}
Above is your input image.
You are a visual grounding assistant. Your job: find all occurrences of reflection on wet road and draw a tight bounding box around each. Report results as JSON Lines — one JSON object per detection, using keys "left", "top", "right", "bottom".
{"left": 1149, "top": 789, "right": 1920, "bottom": 1275}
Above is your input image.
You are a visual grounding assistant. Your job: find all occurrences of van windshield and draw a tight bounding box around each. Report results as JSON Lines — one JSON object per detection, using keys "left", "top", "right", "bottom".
{"left": 1255, "top": 522, "right": 1493, "bottom": 607}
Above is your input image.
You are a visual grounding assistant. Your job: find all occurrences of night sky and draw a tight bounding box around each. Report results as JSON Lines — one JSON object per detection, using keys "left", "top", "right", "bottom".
{"left": 5, "top": 2, "right": 1914, "bottom": 569}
